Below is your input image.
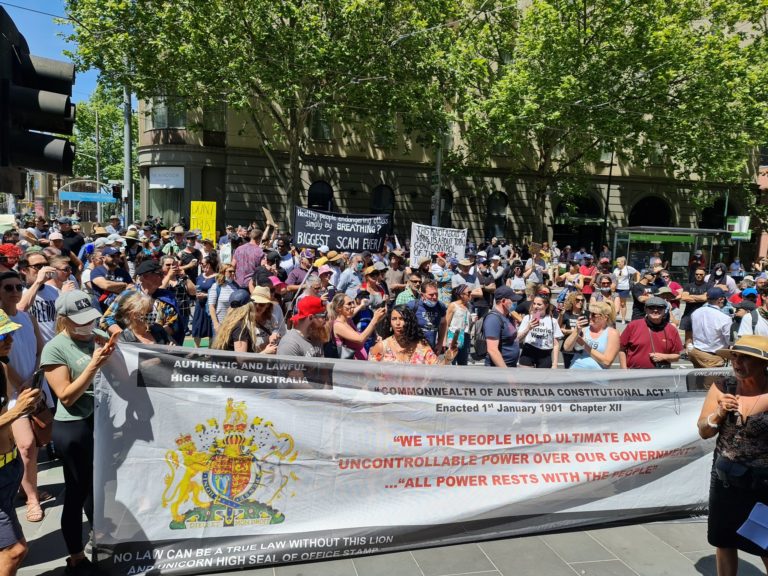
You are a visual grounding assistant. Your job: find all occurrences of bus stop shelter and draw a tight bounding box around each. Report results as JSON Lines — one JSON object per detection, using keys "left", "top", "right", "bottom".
{"left": 612, "top": 226, "right": 731, "bottom": 278}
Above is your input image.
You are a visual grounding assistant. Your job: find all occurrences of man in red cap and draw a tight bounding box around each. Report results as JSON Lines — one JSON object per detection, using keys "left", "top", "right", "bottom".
{"left": 276, "top": 296, "right": 328, "bottom": 357}
{"left": 0, "top": 244, "right": 21, "bottom": 274}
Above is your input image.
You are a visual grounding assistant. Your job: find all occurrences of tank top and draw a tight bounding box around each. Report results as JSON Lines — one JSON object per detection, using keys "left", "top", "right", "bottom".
{"left": 570, "top": 328, "right": 610, "bottom": 369}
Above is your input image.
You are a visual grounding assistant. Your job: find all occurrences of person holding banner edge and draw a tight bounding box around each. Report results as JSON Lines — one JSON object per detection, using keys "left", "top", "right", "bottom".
{"left": 698, "top": 334, "right": 768, "bottom": 576}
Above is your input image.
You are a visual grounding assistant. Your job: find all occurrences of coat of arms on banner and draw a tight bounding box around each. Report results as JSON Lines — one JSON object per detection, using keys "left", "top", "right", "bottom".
{"left": 161, "top": 399, "right": 298, "bottom": 529}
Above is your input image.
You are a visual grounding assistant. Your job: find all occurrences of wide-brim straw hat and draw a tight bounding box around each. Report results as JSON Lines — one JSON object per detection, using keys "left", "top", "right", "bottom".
{"left": 717, "top": 335, "right": 768, "bottom": 362}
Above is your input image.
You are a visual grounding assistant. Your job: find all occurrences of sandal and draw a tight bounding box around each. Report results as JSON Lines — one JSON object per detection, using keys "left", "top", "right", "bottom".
{"left": 25, "top": 503, "right": 43, "bottom": 522}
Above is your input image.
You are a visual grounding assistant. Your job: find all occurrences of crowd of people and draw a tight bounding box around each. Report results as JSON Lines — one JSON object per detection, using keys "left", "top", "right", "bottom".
{"left": 0, "top": 212, "right": 764, "bottom": 574}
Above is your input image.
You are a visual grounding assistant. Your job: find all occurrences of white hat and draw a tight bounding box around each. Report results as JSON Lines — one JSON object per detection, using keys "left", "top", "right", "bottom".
{"left": 48, "top": 232, "right": 63, "bottom": 241}
{"left": 318, "top": 245, "right": 330, "bottom": 254}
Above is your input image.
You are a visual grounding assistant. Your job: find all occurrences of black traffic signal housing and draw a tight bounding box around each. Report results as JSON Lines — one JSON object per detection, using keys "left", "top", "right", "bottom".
{"left": 111, "top": 183, "right": 122, "bottom": 200}
{"left": 0, "top": 7, "right": 76, "bottom": 175}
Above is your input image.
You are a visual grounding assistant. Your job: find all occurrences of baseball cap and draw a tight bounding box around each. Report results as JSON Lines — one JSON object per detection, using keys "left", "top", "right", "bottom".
{"left": 57, "top": 217, "right": 71, "bottom": 225}
{"left": 48, "top": 232, "right": 63, "bottom": 241}
{"left": 292, "top": 296, "right": 325, "bottom": 322}
{"left": 55, "top": 290, "right": 103, "bottom": 324}
{"left": 707, "top": 287, "right": 726, "bottom": 300}
{"left": 318, "top": 265, "right": 333, "bottom": 276}
{"left": 373, "top": 261, "right": 387, "bottom": 272}
{"left": 599, "top": 257, "right": 610, "bottom": 263}
{"left": 265, "top": 251, "right": 280, "bottom": 264}
{"left": 269, "top": 276, "right": 287, "bottom": 290}
{"left": 736, "top": 300, "right": 757, "bottom": 311}
{"left": 742, "top": 287, "right": 758, "bottom": 298}
{"left": 644, "top": 296, "right": 667, "bottom": 308}
{"left": 228, "top": 289, "right": 252, "bottom": 309}
{"left": 495, "top": 286, "right": 523, "bottom": 302}
{"left": 136, "top": 260, "right": 162, "bottom": 276}
{"left": 318, "top": 245, "right": 330, "bottom": 254}
{"left": 101, "top": 247, "right": 120, "bottom": 256}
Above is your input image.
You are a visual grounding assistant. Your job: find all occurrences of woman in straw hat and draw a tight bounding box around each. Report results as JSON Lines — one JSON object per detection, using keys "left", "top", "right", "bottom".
{"left": 211, "top": 287, "right": 279, "bottom": 354}
{"left": 698, "top": 335, "right": 768, "bottom": 574}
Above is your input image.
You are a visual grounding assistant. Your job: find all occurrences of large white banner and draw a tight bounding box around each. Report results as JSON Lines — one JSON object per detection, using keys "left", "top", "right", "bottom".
{"left": 410, "top": 223, "right": 467, "bottom": 267}
{"left": 94, "top": 345, "right": 718, "bottom": 575}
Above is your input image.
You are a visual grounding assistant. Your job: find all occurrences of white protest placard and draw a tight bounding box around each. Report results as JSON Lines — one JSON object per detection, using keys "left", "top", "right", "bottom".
{"left": 410, "top": 223, "right": 467, "bottom": 267}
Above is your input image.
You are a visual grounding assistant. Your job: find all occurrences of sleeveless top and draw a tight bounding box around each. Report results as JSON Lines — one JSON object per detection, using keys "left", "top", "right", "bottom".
{"left": 334, "top": 319, "right": 368, "bottom": 360}
{"left": 370, "top": 337, "right": 438, "bottom": 365}
{"left": 717, "top": 404, "right": 768, "bottom": 467}
{"left": 446, "top": 304, "right": 471, "bottom": 348}
{"left": 570, "top": 328, "right": 610, "bottom": 370}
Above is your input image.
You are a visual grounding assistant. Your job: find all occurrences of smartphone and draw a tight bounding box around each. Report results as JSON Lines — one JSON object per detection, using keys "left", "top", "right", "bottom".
{"left": 531, "top": 310, "right": 541, "bottom": 321}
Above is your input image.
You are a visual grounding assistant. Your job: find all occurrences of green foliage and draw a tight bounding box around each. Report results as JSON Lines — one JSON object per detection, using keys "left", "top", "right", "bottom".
{"left": 64, "top": 0, "right": 462, "bottom": 226}
{"left": 457, "top": 0, "right": 768, "bottom": 235}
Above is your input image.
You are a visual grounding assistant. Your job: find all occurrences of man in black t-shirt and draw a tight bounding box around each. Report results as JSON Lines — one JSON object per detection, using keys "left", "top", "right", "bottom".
{"left": 179, "top": 232, "right": 202, "bottom": 283}
{"left": 57, "top": 217, "right": 84, "bottom": 256}
{"left": 473, "top": 258, "right": 496, "bottom": 319}
{"left": 630, "top": 270, "right": 657, "bottom": 321}
{"left": 680, "top": 267, "right": 709, "bottom": 346}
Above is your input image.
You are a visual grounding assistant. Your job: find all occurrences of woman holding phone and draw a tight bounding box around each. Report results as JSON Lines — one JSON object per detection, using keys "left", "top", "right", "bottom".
{"left": 564, "top": 300, "right": 620, "bottom": 369}
{"left": 40, "top": 290, "right": 116, "bottom": 575}
{"left": 517, "top": 294, "right": 563, "bottom": 368}
{"left": 559, "top": 291, "right": 586, "bottom": 369}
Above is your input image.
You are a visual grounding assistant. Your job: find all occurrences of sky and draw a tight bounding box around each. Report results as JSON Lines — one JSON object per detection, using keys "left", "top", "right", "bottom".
{"left": 1, "top": 0, "right": 98, "bottom": 103}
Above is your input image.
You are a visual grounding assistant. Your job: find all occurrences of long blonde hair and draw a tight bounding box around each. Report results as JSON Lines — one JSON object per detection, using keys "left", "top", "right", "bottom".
{"left": 212, "top": 301, "right": 274, "bottom": 351}
{"left": 588, "top": 300, "right": 616, "bottom": 324}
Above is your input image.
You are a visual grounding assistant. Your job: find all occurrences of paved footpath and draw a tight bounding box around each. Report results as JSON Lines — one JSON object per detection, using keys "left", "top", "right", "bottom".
{"left": 19, "top": 455, "right": 768, "bottom": 576}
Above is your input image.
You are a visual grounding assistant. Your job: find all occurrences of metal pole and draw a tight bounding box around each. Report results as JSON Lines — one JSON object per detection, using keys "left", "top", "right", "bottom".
{"left": 123, "top": 84, "right": 132, "bottom": 227}
{"left": 431, "top": 139, "right": 442, "bottom": 227}
{"left": 602, "top": 148, "right": 614, "bottom": 247}
{"left": 95, "top": 109, "right": 102, "bottom": 223}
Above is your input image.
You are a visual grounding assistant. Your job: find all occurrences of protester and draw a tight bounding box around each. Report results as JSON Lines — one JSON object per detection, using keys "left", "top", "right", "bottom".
{"left": 40, "top": 291, "right": 116, "bottom": 576}
{"left": 564, "top": 300, "right": 620, "bottom": 369}
{"left": 612, "top": 256, "right": 638, "bottom": 323}
{"left": 591, "top": 274, "right": 621, "bottom": 324}
{"left": 680, "top": 267, "right": 709, "bottom": 349}
{"left": 559, "top": 292, "right": 586, "bottom": 369}
{"left": 0, "top": 311, "right": 42, "bottom": 574}
{"left": 578, "top": 254, "right": 598, "bottom": 303}
{"left": 117, "top": 291, "right": 173, "bottom": 345}
{"left": 406, "top": 279, "right": 447, "bottom": 352}
{"left": 208, "top": 264, "right": 238, "bottom": 336}
{"left": 483, "top": 286, "right": 522, "bottom": 368}
{"left": 89, "top": 247, "right": 131, "bottom": 312}
{"left": 212, "top": 287, "right": 279, "bottom": 353}
{"left": 191, "top": 255, "right": 218, "bottom": 347}
{"left": 337, "top": 254, "right": 364, "bottom": 298}
{"left": 369, "top": 305, "right": 455, "bottom": 364}
{"left": 395, "top": 272, "right": 422, "bottom": 306}
{"left": 329, "top": 293, "right": 386, "bottom": 360}
{"left": 0, "top": 272, "right": 49, "bottom": 524}
{"left": 444, "top": 284, "right": 472, "bottom": 365}
{"left": 360, "top": 266, "right": 388, "bottom": 309}
{"left": 18, "top": 253, "right": 66, "bottom": 344}
{"left": 688, "top": 287, "right": 731, "bottom": 368}
{"left": 735, "top": 288, "right": 768, "bottom": 338}
{"left": 384, "top": 251, "right": 407, "bottom": 297}
{"left": 160, "top": 255, "right": 196, "bottom": 336}
{"left": 232, "top": 228, "right": 264, "bottom": 289}
{"left": 697, "top": 335, "right": 768, "bottom": 574}
{"left": 505, "top": 259, "right": 526, "bottom": 295}
{"left": 630, "top": 269, "right": 657, "bottom": 321}
{"left": 523, "top": 243, "right": 547, "bottom": 294}
{"left": 706, "top": 262, "right": 738, "bottom": 296}
{"left": 276, "top": 295, "right": 328, "bottom": 357}
{"left": 517, "top": 294, "right": 562, "bottom": 368}
{"left": 619, "top": 297, "right": 683, "bottom": 369}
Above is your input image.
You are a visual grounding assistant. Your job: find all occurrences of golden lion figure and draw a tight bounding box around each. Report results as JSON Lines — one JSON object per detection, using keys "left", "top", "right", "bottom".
{"left": 162, "top": 437, "right": 212, "bottom": 523}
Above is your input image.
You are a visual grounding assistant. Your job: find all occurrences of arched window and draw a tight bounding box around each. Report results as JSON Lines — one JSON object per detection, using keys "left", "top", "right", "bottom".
{"left": 371, "top": 184, "right": 395, "bottom": 233}
{"left": 553, "top": 196, "right": 602, "bottom": 252}
{"left": 485, "top": 192, "right": 508, "bottom": 239}
{"left": 307, "top": 181, "right": 334, "bottom": 212}
{"left": 628, "top": 196, "right": 672, "bottom": 227}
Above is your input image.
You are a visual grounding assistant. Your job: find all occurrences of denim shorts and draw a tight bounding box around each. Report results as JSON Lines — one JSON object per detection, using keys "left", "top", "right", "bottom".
{"left": 0, "top": 456, "right": 23, "bottom": 549}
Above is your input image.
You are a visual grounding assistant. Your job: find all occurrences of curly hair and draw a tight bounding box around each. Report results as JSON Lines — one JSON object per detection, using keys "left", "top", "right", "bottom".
{"left": 382, "top": 304, "right": 426, "bottom": 345}
{"left": 563, "top": 290, "right": 584, "bottom": 313}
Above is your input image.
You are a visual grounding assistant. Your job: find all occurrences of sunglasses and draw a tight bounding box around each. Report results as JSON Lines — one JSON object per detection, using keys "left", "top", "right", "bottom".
{"left": 589, "top": 312, "right": 602, "bottom": 318}
{"left": 600, "top": 283, "right": 611, "bottom": 286}
{"left": 661, "top": 275, "right": 670, "bottom": 279}
{"left": 575, "top": 298, "right": 585, "bottom": 302}
{"left": 410, "top": 280, "right": 421, "bottom": 285}
{"left": 646, "top": 306, "right": 665, "bottom": 312}
{"left": 2, "top": 284, "right": 23, "bottom": 293}
{"left": 0, "top": 332, "right": 12, "bottom": 342}
{"left": 26, "top": 263, "right": 45, "bottom": 270}
{"left": 312, "top": 313, "right": 328, "bottom": 320}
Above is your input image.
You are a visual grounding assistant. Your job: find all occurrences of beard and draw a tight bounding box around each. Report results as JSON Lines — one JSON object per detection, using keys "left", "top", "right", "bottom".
{"left": 307, "top": 320, "right": 330, "bottom": 344}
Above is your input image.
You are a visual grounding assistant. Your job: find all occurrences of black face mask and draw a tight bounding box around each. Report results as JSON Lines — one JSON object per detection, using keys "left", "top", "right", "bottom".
{"left": 759, "top": 286, "right": 768, "bottom": 296}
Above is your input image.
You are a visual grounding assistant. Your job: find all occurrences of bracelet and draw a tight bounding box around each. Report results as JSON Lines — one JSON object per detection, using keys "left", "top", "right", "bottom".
{"left": 706, "top": 413, "right": 719, "bottom": 429}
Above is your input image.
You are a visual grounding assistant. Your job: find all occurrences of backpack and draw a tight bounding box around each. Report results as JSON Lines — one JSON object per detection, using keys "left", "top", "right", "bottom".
{"left": 471, "top": 310, "right": 505, "bottom": 361}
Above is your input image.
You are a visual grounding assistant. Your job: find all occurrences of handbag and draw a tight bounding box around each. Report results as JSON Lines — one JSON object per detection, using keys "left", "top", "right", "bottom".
{"left": 28, "top": 370, "right": 53, "bottom": 448}
{"left": 715, "top": 454, "right": 754, "bottom": 490}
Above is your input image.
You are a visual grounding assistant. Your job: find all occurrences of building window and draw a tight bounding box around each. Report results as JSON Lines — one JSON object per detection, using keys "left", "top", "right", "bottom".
{"left": 371, "top": 184, "right": 395, "bottom": 233}
{"left": 309, "top": 111, "right": 332, "bottom": 141}
{"left": 203, "top": 101, "right": 227, "bottom": 132}
{"left": 147, "top": 97, "right": 187, "bottom": 129}
{"left": 599, "top": 143, "right": 614, "bottom": 164}
{"left": 307, "top": 181, "right": 334, "bottom": 211}
{"left": 485, "top": 192, "right": 508, "bottom": 240}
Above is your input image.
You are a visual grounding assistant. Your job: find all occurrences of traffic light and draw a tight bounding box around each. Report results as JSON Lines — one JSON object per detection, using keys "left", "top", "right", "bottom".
{"left": 111, "top": 183, "right": 122, "bottom": 200}
{"left": 0, "top": 7, "right": 76, "bottom": 175}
